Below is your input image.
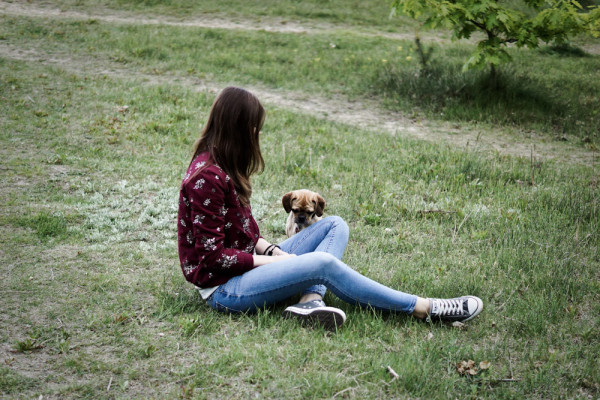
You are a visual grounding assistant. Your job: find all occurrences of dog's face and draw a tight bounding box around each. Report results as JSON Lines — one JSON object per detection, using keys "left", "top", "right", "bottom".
{"left": 282, "top": 189, "right": 325, "bottom": 237}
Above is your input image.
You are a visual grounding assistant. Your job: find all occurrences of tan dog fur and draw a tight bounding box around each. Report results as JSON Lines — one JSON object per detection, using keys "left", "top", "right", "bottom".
{"left": 282, "top": 189, "right": 326, "bottom": 237}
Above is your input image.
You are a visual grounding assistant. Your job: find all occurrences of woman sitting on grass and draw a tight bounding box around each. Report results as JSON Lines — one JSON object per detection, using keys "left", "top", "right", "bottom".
{"left": 177, "top": 86, "right": 483, "bottom": 330}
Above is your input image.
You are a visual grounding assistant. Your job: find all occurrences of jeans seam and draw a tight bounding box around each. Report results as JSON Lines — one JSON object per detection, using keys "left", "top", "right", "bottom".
{"left": 323, "top": 220, "right": 337, "bottom": 254}
{"left": 288, "top": 228, "right": 313, "bottom": 254}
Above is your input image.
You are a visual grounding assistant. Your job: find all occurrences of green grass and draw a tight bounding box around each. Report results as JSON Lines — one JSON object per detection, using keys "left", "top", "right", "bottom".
{"left": 0, "top": 367, "right": 40, "bottom": 395}
{"left": 1, "top": 9, "right": 598, "bottom": 143}
{"left": 37, "top": 0, "right": 412, "bottom": 29}
{"left": 1, "top": 3, "right": 599, "bottom": 399}
{"left": 378, "top": 52, "right": 600, "bottom": 142}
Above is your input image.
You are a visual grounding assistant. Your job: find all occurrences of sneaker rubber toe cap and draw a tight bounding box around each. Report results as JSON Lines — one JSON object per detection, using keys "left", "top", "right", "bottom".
{"left": 464, "top": 296, "right": 483, "bottom": 321}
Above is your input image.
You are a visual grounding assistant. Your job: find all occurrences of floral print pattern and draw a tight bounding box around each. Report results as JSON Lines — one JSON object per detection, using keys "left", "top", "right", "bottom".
{"left": 177, "top": 152, "right": 260, "bottom": 288}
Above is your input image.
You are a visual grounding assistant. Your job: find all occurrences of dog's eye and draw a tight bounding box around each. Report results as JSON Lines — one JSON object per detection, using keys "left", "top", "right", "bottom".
{"left": 292, "top": 209, "right": 300, "bottom": 213}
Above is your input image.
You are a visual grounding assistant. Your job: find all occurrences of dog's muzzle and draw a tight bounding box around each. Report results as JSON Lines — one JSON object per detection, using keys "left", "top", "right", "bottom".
{"left": 294, "top": 213, "right": 313, "bottom": 233}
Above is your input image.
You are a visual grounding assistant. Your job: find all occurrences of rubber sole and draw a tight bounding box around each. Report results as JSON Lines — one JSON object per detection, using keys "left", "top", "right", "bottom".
{"left": 282, "top": 305, "right": 346, "bottom": 331}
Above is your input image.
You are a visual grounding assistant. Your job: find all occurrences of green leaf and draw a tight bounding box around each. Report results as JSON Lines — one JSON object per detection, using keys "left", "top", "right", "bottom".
{"left": 486, "top": 14, "right": 497, "bottom": 30}
{"left": 391, "top": 0, "right": 600, "bottom": 70}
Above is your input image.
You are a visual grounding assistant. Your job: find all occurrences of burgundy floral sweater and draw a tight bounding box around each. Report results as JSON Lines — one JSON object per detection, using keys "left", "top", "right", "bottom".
{"left": 177, "top": 152, "right": 260, "bottom": 288}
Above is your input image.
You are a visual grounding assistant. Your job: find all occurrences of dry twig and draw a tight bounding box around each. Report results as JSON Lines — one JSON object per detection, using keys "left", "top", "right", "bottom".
{"left": 333, "top": 387, "right": 354, "bottom": 398}
{"left": 386, "top": 365, "right": 399, "bottom": 380}
{"left": 418, "top": 209, "right": 456, "bottom": 215}
{"left": 452, "top": 210, "right": 473, "bottom": 242}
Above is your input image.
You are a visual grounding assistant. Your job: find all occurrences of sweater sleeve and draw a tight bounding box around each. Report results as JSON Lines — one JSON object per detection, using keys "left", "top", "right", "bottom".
{"left": 187, "top": 168, "right": 254, "bottom": 275}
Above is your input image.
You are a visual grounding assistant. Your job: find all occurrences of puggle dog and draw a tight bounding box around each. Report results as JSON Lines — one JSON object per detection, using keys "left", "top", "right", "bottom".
{"left": 282, "top": 189, "right": 326, "bottom": 237}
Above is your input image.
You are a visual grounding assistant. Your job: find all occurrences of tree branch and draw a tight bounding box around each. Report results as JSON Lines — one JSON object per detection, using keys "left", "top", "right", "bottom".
{"left": 467, "top": 19, "right": 519, "bottom": 44}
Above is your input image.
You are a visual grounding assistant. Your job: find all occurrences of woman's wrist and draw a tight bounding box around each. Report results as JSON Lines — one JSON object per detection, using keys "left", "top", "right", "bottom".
{"left": 264, "top": 244, "right": 281, "bottom": 256}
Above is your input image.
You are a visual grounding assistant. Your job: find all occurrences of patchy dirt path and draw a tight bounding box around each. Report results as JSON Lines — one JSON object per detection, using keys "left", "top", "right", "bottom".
{"left": 0, "top": 1, "right": 452, "bottom": 42}
{"left": 1, "top": 1, "right": 598, "bottom": 165}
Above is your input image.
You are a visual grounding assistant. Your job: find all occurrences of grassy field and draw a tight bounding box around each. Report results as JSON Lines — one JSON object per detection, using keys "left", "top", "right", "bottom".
{"left": 1, "top": 0, "right": 599, "bottom": 143}
{"left": 12, "top": 0, "right": 414, "bottom": 28}
{"left": 1, "top": 1, "right": 599, "bottom": 399}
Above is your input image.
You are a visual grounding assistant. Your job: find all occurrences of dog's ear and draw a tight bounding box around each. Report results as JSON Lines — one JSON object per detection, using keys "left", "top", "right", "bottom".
{"left": 315, "top": 194, "right": 326, "bottom": 217}
{"left": 282, "top": 192, "right": 294, "bottom": 213}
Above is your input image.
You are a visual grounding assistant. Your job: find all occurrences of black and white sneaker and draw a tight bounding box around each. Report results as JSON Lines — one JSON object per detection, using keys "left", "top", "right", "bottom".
{"left": 283, "top": 300, "right": 346, "bottom": 331}
{"left": 428, "top": 296, "right": 483, "bottom": 322}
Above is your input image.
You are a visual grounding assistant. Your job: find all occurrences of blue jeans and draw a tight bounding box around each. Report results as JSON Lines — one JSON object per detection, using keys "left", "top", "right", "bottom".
{"left": 208, "top": 216, "right": 418, "bottom": 314}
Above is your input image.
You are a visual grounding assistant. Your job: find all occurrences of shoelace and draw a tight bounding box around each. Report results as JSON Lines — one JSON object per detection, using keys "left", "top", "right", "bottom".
{"left": 431, "top": 298, "right": 464, "bottom": 317}
{"left": 311, "top": 300, "right": 326, "bottom": 307}
{"left": 298, "top": 300, "right": 326, "bottom": 309}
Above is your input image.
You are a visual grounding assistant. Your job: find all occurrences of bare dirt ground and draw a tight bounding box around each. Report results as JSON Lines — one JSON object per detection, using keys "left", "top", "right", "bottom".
{"left": 1, "top": 1, "right": 598, "bottom": 165}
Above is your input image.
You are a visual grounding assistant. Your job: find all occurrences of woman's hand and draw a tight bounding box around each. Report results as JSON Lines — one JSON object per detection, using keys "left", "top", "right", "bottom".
{"left": 273, "top": 252, "right": 296, "bottom": 260}
{"left": 253, "top": 238, "right": 297, "bottom": 266}
{"left": 271, "top": 247, "right": 289, "bottom": 257}
{"left": 255, "top": 238, "right": 291, "bottom": 257}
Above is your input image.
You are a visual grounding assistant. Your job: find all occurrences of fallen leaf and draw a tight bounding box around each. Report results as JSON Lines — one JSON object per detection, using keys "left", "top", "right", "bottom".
{"left": 456, "top": 361, "right": 479, "bottom": 376}
{"left": 456, "top": 360, "right": 478, "bottom": 375}
{"left": 113, "top": 314, "right": 130, "bottom": 324}
{"left": 479, "top": 361, "right": 491, "bottom": 370}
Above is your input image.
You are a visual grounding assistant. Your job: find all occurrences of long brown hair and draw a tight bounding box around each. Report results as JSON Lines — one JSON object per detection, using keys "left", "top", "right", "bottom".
{"left": 190, "top": 87, "right": 265, "bottom": 206}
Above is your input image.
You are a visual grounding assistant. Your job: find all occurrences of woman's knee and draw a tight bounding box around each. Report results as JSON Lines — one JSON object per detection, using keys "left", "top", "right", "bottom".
{"left": 323, "top": 215, "right": 349, "bottom": 238}
{"left": 310, "top": 251, "right": 342, "bottom": 272}
{"left": 323, "top": 215, "right": 348, "bottom": 228}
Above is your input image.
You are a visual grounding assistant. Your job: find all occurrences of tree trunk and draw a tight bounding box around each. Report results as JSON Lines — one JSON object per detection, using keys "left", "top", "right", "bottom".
{"left": 490, "top": 64, "right": 498, "bottom": 90}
